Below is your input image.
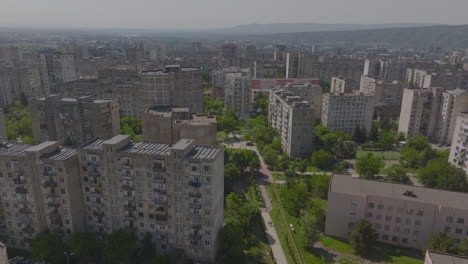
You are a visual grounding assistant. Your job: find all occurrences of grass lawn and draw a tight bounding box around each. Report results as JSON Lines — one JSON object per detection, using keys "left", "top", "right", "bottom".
{"left": 319, "top": 236, "right": 354, "bottom": 254}
{"left": 357, "top": 149, "right": 401, "bottom": 160}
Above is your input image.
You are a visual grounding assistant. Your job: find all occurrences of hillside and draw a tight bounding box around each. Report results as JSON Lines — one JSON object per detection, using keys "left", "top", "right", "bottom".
{"left": 249, "top": 24, "right": 468, "bottom": 48}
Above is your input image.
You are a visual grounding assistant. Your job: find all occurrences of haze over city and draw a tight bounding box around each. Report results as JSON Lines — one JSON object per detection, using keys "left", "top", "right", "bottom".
{"left": 2, "top": 0, "right": 468, "bottom": 29}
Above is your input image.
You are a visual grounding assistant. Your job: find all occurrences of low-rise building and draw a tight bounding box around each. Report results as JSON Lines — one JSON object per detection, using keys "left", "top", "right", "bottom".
{"left": 449, "top": 112, "right": 468, "bottom": 175}
{"left": 142, "top": 107, "right": 217, "bottom": 145}
{"left": 30, "top": 95, "right": 120, "bottom": 146}
{"left": 326, "top": 174, "right": 468, "bottom": 250}
{"left": 321, "top": 91, "right": 374, "bottom": 134}
{"left": 269, "top": 87, "right": 317, "bottom": 158}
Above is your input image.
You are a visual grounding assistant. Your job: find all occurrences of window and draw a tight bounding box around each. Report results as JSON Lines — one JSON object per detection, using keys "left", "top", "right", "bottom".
{"left": 368, "top": 203, "right": 374, "bottom": 209}
{"left": 384, "top": 225, "right": 390, "bottom": 231}
{"left": 382, "top": 234, "right": 389, "bottom": 240}
{"left": 417, "top": 210, "right": 424, "bottom": 217}
{"left": 405, "top": 219, "right": 411, "bottom": 225}
{"left": 395, "top": 217, "right": 402, "bottom": 223}
{"left": 204, "top": 240, "right": 211, "bottom": 246}
{"left": 445, "top": 226, "right": 451, "bottom": 233}
{"left": 415, "top": 220, "right": 422, "bottom": 226}
{"left": 378, "top": 204, "right": 384, "bottom": 210}
{"left": 392, "top": 236, "right": 399, "bottom": 242}
{"left": 394, "top": 226, "right": 400, "bottom": 232}
{"left": 407, "top": 209, "right": 413, "bottom": 215}
{"left": 397, "top": 208, "right": 404, "bottom": 214}
{"left": 403, "top": 228, "right": 410, "bottom": 234}
{"left": 376, "top": 214, "right": 382, "bottom": 220}
{"left": 386, "top": 216, "right": 392, "bottom": 222}
{"left": 387, "top": 206, "right": 393, "bottom": 212}
{"left": 402, "top": 238, "right": 408, "bottom": 244}
{"left": 367, "top": 213, "right": 373, "bottom": 218}
{"left": 456, "top": 228, "right": 463, "bottom": 234}
{"left": 447, "top": 216, "right": 454, "bottom": 223}
{"left": 351, "top": 203, "right": 358, "bottom": 209}
{"left": 413, "top": 230, "right": 420, "bottom": 236}
{"left": 458, "top": 218, "right": 465, "bottom": 224}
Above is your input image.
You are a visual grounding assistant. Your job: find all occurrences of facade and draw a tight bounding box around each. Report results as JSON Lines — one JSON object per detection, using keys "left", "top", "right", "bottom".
{"left": 78, "top": 136, "right": 224, "bottom": 262}
{"left": 0, "top": 141, "right": 85, "bottom": 248}
{"left": 269, "top": 87, "right": 317, "bottom": 158}
{"left": 398, "top": 88, "right": 444, "bottom": 140}
{"left": 139, "top": 65, "right": 203, "bottom": 115}
{"left": 359, "top": 76, "right": 404, "bottom": 106}
{"left": 142, "top": 107, "right": 217, "bottom": 145}
{"left": 406, "top": 68, "right": 463, "bottom": 89}
{"left": 449, "top": 112, "right": 468, "bottom": 175}
{"left": 0, "top": 111, "right": 6, "bottom": 141}
{"left": 398, "top": 88, "right": 468, "bottom": 145}
{"left": 0, "top": 65, "right": 43, "bottom": 108}
{"left": 250, "top": 78, "right": 321, "bottom": 100}
{"left": 44, "top": 53, "right": 78, "bottom": 93}
{"left": 331, "top": 77, "right": 358, "bottom": 94}
{"left": 321, "top": 92, "right": 374, "bottom": 134}
{"left": 224, "top": 68, "right": 251, "bottom": 118}
{"left": 425, "top": 251, "right": 468, "bottom": 264}
{"left": 30, "top": 95, "right": 120, "bottom": 146}
{"left": 326, "top": 174, "right": 468, "bottom": 250}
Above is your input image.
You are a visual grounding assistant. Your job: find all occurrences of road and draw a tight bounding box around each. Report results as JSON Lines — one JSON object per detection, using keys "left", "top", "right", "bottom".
{"left": 224, "top": 141, "right": 288, "bottom": 264}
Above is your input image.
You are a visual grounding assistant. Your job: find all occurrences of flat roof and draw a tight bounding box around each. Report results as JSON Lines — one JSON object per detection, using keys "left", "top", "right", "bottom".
{"left": 0, "top": 142, "right": 32, "bottom": 157}
{"left": 41, "top": 147, "right": 77, "bottom": 161}
{"left": 427, "top": 251, "right": 468, "bottom": 264}
{"left": 172, "top": 139, "right": 193, "bottom": 151}
{"left": 330, "top": 174, "right": 468, "bottom": 210}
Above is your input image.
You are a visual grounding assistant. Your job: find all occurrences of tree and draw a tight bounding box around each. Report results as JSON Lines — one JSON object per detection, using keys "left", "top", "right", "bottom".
{"left": 356, "top": 153, "right": 384, "bottom": 179}
{"left": 305, "top": 198, "right": 327, "bottom": 231}
{"left": 407, "top": 135, "right": 430, "bottom": 150}
{"left": 397, "top": 132, "right": 406, "bottom": 141}
{"left": 280, "top": 183, "right": 309, "bottom": 217}
{"left": 67, "top": 232, "right": 100, "bottom": 260}
{"left": 348, "top": 219, "right": 378, "bottom": 256}
{"left": 352, "top": 125, "right": 366, "bottom": 143}
{"left": 383, "top": 165, "right": 412, "bottom": 184}
{"left": 104, "top": 230, "right": 136, "bottom": 263}
{"left": 252, "top": 93, "right": 269, "bottom": 117}
{"left": 299, "top": 210, "right": 320, "bottom": 249}
{"left": 218, "top": 108, "right": 240, "bottom": 134}
{"left": 418, "top": 158, "right": 468, "bottom": 192}
{"left": 369, "top": 122, "right": 379, "bottom": 141}
{"left": 425, "top": 232, "right": 458, "bottom": 254}
{"left": 378, "top": 130, "right": 396, "bottom": 150}
{"left": 219, "top": 218, "right": 246, "bottom": 264}
{"left": 334, "top": 140, "right": 356, "bottom": 160}
{"left": 203, "top": 96, "right": 224, "bottom": 116}
{"left": 459, "top": 239, "right": 468, "bottom": 256}
{"left": 120, "top": 116, "right": 142, "bottom": 140}
{"left": 31, "top": 232, "right": 67, "bottom": 264}
{"left": 310, "top": 149, "right": 336, "bottom": 170}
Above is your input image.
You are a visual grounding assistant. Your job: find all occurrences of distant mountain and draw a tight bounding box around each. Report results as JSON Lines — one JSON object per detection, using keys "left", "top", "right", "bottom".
{"left": 224, "top": 22, "right": 438, "bottom": 34}
{"left": 248, "top": 24, "right": 468, "bottom": 48}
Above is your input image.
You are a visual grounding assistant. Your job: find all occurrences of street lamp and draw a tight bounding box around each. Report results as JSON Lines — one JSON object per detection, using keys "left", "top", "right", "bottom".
{"left": 64, "top": 251, "right": 74, "bottom": 264}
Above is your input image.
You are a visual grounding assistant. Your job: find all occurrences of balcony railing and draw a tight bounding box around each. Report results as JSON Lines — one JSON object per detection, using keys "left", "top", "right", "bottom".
{"left": 122, "top": 184, "right": 134, "bottom": 191}
{"left": 15, "top": 187, "right": 28, "bottom": 194}
{"left": 153, "top": 174, "right": 166, "bottom": 183}
{"left": 19, "top": 208, "right": 32, "bottom": 214}
{"left": 124, "top": 204, "right": 136, "bottom": 211}
{"left": 189, "top": 233, "right": 202, "bottom": 241}
{"left": 89, "top": 170, "right": 101, "bottom": 177}
{"left": 43, "top": 180, "right": 58, "bottom": 188}
{"left": 154, "top": 188, "right": 166, "bottom": 194}
{"left": 188, "top": 181, "right": 202, "bottom": 188}
{"left": 13, "top": 178, "right": 26, "bottom": 184}
{"left": 189, "top": 202, "right": 202, "bottom": 209}
{"left": 22, "top": 226, "right": 34, "bottom": 235}
{"left": 44, "top": 171, "right": 56, "bottom": 177}
{"left": 154, "top": 198, "right": 167, "bottom": 205}
{"left": 189, "top": 192, "right": 201, "bottom": 198}
{"left": 48, "top": 201, "right": 60, "bottom": 208}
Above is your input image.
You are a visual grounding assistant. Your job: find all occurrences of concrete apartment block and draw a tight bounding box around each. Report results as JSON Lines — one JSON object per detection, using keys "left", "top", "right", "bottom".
{"left": 321, "top": 91, "right": 374, "bottom": 134}
{"left": 326, "top": 174, "right": 468, "bottom": 250}
{"left": 30, "top": 95, "right": 120, "bottom": 146}
{"left": 0, "top": 111, "right": 6, "bottom": 141}
{"left": 78, "top": 136, "right": 224, "bottom": 262}
{"left": 449, "top": 113, "right": 468, "bottom": 176}
{"left": 142, "top": 107, "right": 217, "bottom": 145}
{"left": 224, "top": 68, "right": 251, "bottom": 118}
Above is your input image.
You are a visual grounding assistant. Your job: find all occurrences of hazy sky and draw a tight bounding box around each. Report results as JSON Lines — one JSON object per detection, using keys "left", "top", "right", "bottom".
{"left": 2, "top": 0, "right": 468, "bottom": 29}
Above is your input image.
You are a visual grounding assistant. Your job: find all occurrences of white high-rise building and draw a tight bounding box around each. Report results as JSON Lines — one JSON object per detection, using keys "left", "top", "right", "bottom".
{"left": 449, "top": 112, "right": 468, "bottom": 175}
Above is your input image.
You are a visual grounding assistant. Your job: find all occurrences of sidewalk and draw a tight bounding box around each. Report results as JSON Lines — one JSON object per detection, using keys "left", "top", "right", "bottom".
{"left": 259, "top": 185, "right": 288, "bottom": 264}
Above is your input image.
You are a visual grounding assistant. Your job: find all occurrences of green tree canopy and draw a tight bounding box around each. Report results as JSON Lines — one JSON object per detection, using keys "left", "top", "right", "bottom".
{"left": 67, "top": 232, "right": 101, "bottom": 259}
{"left": 310, "top": 149, "right": 336, "bottom": 170}
{"left": 356, "top": 153, "right": 384, "bottom": 179}
{"left": 418, "top": 158, "right": 468, "bottom": 192}
{"left": 104, "top": 230, "right": 137, "bottom": 263}
{"left": 31, "top": 232, "right": 67, "bottom": 264}
{"left": 299, "top": 210, "right": 320, "bottom": 249}
{"left": 348, "top": 219, "right": 379, "bottom": 256}
{"left": 425, "top": 232, "right": 458, "bottom": 254}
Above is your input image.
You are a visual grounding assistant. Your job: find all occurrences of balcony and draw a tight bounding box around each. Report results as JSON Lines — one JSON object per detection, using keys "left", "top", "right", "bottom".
{"left": 22, "top": 226, "right": 34, "bottom": 235}
{"left": 155, "top": 215, "right": 167, "bottom": 223}
{"left": 190, "top": 213, "right": 201, "bottom": 220}
{"left": 189, "top": 202, "right": 202, "bottom": 209}
{"left": 87, "top": 160, "right": 99, "bottom": 166}
{"left": 44, "top": 171, "right": 57, "bottom": 177}
{"left": 19, "top": 208, "right": 32, "bottom": 214}
{"left": 89, "top": 170, "right": 101, "bottom": 177}
{"left": 154, "top": 198, "right": 167, "bottom": 205}
{"left": 13, "top": 178, "right": 26, "bottom": 184}
{"left": 123, "top": 204, "right": 136, "bottom": 211}
{"left": 121, "top": 171, "right": 134, "bottom": 179}
{"left": 152, "top": 166, "right": 165, "bottom": 173}
{"left": 189, "top": 233, "right": 202, "bottom": 241}
{"left": 153, "top": 174, "right": 166, "bottom": 183}
{"left": 154, "top": 188, "right": 166, "bottom": 194}
{"left": 122, "top": 184, "right": 134, "bottom": 191}
{"left": 124, "top": 213, "right": 136, "bottom": 220}
{"left": 122, "top": 194, "right": 135, "bottom": 200}
{"left": 43, "top": 180, "right": 58, "bottom": 188}
{"left": 188, "top": 181, "right": 202, "bottom": 188}
{"left": 15, "top": 187, "right": 28, "bottom": 194}
{"left": 48, "top": 201, "right": 60, "bottom": 208}
{"left": 189, "top": 192, "right": 201, "bottom": 198}
{"left": 121, "top": 162, "right": 133, "bottom": 169}
{"left": 190, "top": 222, "right": 202, "bottom": 229}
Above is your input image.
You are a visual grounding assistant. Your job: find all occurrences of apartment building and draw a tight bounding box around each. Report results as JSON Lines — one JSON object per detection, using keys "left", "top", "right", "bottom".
{"left": 0, "top": 111, "right": 6, "bottom": 140}
{"left": 250, "top": 78, "right": 321, "bottom": 100}
{"left": 331, "top": 77, "right": 359, "bottom": 94}
{"left": 449, "top": 113, "right": 468, "bottom": 175}
{"left": 139, "top": 65, "right": 204, "bottom": 115}
{"left": 398, "top": 88, "right": 444, "bottom": 140}
{"left": 406, "top": 68, "right": 463, "bottom": 89}
{"left": 321, "top": 91, "right": 374, "bottom": 134}
{"left": 360, "top": 76, "right": 404, "bottom": 106}
{"left": 78, "top": 135, "right": 223, "bottom": 262}
{"left": 0, "top": 65, "right": 42, "bottom": 108}
{"left": 398, "top": 88, "right": 468, "bottom": 145}
{"left": 363, "top": 59, "right": 435, "bottom": 82}
{"left": 326, "top": 174, "right": 468, "bottom": 250}
{"left": 269, "top": 87, "right": 317, "bottom": 158}
{"left": 30, "top": 95, "right": 120, "bottom": 146}
{"left": 0, "top": 141, "right": 85, "bottom": 249}
{"left": 44, "top": 53, "right": 78, "bottom": 93}
{"left": 142, "top": 107, "right": 217, "bottom": 145}
{"left": 224, "top": 68, "right": 251, "bottom": 118}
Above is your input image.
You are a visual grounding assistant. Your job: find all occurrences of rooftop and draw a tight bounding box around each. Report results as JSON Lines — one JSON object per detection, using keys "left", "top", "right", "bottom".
{"left": 0, "top": 142, "right": 32, "bottom": 157}
{"left": 40, "top": 147, "right": 77, "bottom": 161}
{"left": 427, "top": 251, "right": 468, "bottom": 264}
{"left": 330, "top": 174, "right": 468, "bottom": 210}
{"left": 119, "top": 141, "right": 171, "bottom": 156}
